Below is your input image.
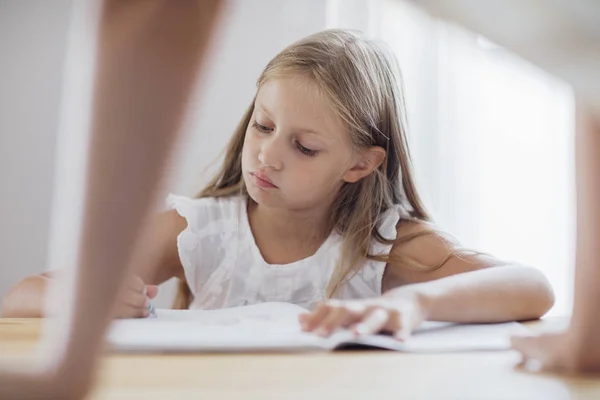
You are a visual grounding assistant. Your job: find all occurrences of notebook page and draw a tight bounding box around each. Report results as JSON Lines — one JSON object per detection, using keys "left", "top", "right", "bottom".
{"left": 107, "top": 302, "right": 325, "bottom": 352}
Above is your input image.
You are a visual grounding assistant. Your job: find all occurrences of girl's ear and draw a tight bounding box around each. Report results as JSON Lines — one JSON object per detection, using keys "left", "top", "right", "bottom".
{"left": 343, "top": 146, "right": 386, "bottom": 183}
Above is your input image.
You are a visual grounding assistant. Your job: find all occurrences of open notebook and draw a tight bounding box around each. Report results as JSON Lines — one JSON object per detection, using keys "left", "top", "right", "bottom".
{"left": 107, "top": 302, "right": 529, "bottom": 353}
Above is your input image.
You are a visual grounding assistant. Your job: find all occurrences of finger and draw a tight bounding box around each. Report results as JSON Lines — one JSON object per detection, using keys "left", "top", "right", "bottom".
{"left": 353, "top": 308, "right": 390, "bottom": 336}
{"left": 129, "top": 275, "right": 146, "bottom": 293}
{"left": 301, "top": 303, "right": 332, "bottom": 331}
{"left": 298, "top": 313, "right": 309, "bottom": 329}
{"left": 342, "top": 300, "right": 368, "bottom": 317}
{"left": 146, "top": 284, "right": 159, "bottom": 299}
{"left": 510, "top": 335, "right": 536, "bottom": 368}
{"left": 392, "top": 309, "right": 419, "bottom": 341}
{"left": 510, "top": 334, "right": 555, "bottom": 371}
{"left": 380, "top": 306, "right": 399, "bottom": 331}
{"left": 394, "top": 320, "right": 412, "bottom": 342}
{"left": 122, "top": 292, "right": 150, "bottom": 310}
{"left": 115, "top": 304, "right": 150, "bottom": 319}
{"left": 314, "top": 306, "right": 354, "bottom": 337}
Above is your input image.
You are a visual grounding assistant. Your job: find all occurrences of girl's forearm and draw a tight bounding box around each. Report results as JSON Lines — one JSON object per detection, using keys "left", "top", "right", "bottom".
{"left": 385, "top": 265, "right": 555, "bottom": 323}
{"left": 1, "top": 275, "right": 49, "bottom": 318}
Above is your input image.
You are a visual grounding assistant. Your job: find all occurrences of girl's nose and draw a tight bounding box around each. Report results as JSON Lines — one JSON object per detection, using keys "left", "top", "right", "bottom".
{"left": 258, "top": 136, "right": 283, "bottom": 170}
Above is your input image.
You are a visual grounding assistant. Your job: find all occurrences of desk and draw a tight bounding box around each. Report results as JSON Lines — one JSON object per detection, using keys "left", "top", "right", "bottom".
{"left": 1, "top": 318, "right": 599, "bottom": 400}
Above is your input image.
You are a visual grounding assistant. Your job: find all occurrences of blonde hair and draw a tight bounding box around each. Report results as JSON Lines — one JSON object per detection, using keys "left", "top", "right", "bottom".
{"left": 173, "top": 29, "right": 452, "bottom": 309}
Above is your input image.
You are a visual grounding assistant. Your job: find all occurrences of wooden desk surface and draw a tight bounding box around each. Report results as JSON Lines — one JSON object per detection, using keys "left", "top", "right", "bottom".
{"left": 1, "top": 318, "right": 599, "bottom": 400}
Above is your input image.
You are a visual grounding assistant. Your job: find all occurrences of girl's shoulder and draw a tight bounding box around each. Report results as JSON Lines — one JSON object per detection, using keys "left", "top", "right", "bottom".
{"left": 385, "top": 218, "right": 502, "bottom": 289}
{"left": 393, "top": 219, "right": 456, "bottom": 262}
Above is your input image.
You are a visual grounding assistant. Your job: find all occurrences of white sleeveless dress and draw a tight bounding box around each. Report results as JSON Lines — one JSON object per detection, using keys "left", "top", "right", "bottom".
{"left": 167, "top": 194, "right": 406, "bottom": 311}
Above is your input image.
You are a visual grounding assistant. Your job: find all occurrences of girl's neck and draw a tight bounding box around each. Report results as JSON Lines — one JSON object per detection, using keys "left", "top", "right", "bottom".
{"left": 247, "top": 198, "right": 332, "bottom": 247}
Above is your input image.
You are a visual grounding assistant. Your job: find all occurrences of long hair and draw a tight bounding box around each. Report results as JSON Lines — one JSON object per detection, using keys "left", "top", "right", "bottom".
{"left": 173, "top": 29, "right": 454, "bottom": 309}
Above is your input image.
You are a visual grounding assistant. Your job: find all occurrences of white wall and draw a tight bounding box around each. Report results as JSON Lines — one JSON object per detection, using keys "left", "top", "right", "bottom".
{"left": 0, "top": 0, "right": 331, "bottom": 306}
{"left": 0, "top": 0, "right": 73, "bottom": 300}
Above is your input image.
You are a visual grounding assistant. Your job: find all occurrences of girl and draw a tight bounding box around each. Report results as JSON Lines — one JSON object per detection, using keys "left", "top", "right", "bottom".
{"left": 2, "top": 29, "right": 554, "bottom": 340}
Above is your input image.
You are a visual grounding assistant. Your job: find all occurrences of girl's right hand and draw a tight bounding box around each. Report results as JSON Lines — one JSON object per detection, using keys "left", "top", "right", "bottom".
{"left": 113, "top": 275, "right": 158, "bottom": 318}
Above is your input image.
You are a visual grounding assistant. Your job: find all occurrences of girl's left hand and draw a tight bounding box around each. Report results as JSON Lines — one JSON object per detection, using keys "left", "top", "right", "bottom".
{"left": 299, "top": 293, "right": 426, "bottom": 340}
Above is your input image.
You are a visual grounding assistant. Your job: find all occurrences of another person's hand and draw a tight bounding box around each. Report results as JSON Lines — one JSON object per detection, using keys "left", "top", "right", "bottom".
{"left": 299, "top": 292, "right": 425, "bottom": 340}
{"left": 113, "top": 275, "right": 158, "bottom": 318}
{"left": 511, "top": 331, "right": 600, "bottom": 374}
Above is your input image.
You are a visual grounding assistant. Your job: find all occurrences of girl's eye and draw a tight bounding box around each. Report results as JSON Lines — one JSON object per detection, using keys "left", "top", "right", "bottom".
{"left": 252, "top": 120, "right": 317, "bottom": 157}
{"left": 295, "top": 141, "right": 318, "bottom": 157}
{"left": 252, "top": 121, "right": 273, "bottom": 133}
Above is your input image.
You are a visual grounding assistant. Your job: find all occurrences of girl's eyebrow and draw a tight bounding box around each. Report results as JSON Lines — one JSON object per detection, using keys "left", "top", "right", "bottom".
{"left": 255, "top": 103, "right": 274, "bottom": 119}
{"left": 255, "top": 103, "right": 335, "bottom": 142}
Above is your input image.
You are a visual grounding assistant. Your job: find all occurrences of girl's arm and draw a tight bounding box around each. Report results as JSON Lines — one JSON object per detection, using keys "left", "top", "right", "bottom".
{"left": 382, "top": 222, "right": 555, "bottom": 323}
{"left": 1, "top": 272, "right": 55, "bottom": 318}
{"left": 301, "top": 222, "right": 554, "bottom": 338}
{"left": 131, "top": 209, "right": 187, "bottom": 286}
{"left": 1, "top": 209, "right": 186, "bottom": 318}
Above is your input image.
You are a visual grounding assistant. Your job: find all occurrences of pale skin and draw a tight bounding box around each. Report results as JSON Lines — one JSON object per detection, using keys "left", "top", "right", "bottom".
{"left": 510, "top": 109, "right": 600, "bottom": 373}
{"left": 3, "top": 76, "right": 555, "bottom": 344}
{"left": 0, "top": 1, "right": 222, "bottom": 399}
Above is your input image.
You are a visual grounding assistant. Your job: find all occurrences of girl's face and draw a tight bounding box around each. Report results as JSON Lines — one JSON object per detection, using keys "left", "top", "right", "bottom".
{"left": 241, "top": 76, "right": 355, "bottom": 212}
